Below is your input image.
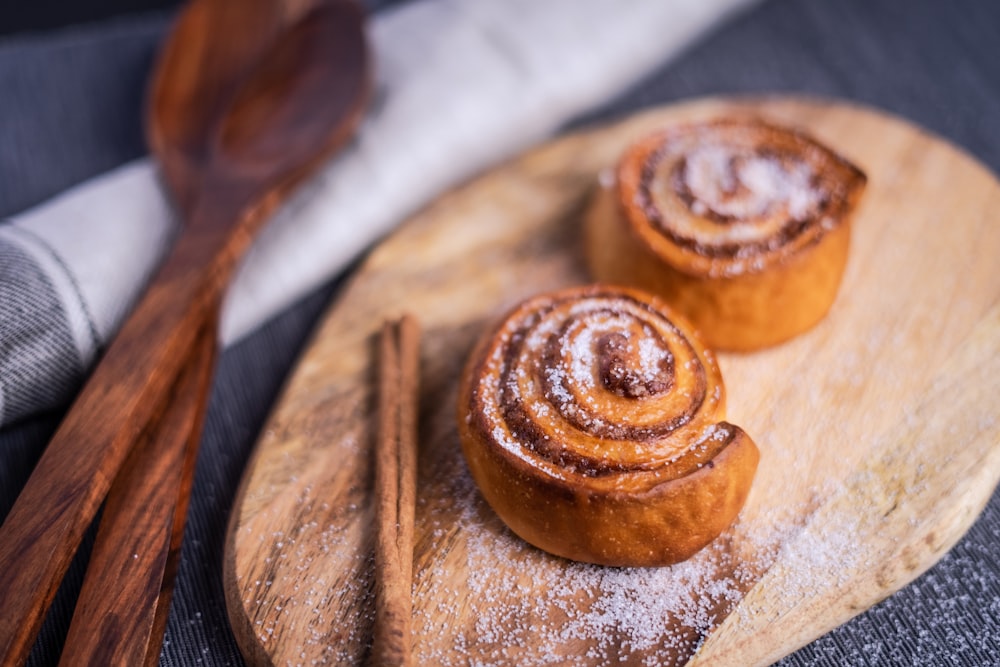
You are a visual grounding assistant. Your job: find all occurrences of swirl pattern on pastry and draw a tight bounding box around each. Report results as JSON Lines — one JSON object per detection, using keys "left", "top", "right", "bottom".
{"left": 586, "top": 118, "right": 867, "bottom": 351}
{"left": 457, "top": 285, "right": 759, "bottom": 567}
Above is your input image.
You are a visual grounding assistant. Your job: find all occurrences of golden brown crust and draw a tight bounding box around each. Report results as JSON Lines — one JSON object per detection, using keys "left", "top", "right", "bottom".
{"left": 456, "top": 284, "right": 759, "bottom": 567}
{"left": 585, "top": 118, "right": 867, "bottom": 351}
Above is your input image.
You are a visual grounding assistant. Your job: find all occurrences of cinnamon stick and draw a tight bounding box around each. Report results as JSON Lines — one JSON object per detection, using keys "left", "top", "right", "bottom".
{"left": 370, "top": 315, "right": 420, "bottom": 667}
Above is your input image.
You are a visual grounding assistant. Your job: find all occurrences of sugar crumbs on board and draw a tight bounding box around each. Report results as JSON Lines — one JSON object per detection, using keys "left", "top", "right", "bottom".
{"left": 405, "top": 431, "right": 891, "bottom": 667}
{"left": 412, "top": 467, "right": 800, "bottom": 667}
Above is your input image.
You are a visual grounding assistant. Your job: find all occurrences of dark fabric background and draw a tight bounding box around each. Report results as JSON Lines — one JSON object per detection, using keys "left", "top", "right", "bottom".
{"left": 0, "top": 0, "right": 179, "bottom": 37}
{"left": 1, "top": 0, "right": 998, "bottom": 665}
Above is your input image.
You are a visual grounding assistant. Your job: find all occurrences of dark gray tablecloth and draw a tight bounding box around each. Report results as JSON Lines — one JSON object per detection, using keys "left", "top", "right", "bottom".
{"left": 2, "top": 0, "right": 998, "bottom": 664}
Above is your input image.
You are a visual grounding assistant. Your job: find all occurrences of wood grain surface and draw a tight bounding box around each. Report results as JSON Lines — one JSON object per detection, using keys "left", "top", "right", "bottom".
{"left": 224, "top": 97, "right": 1000, "bottom": 666}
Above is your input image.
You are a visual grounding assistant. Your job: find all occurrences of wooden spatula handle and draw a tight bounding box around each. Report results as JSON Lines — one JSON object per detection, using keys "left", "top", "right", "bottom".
{"left": 0, "top": 207, "right": 237, "bottom": 666}
{"left": 57, "top": 324, "right": 216, "bottom": 667}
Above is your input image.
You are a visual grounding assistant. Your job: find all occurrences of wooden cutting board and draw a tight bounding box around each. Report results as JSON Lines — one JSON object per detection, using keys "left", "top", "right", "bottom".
{"left": 224, "top": 97, "right": 1000, "bottom": 666}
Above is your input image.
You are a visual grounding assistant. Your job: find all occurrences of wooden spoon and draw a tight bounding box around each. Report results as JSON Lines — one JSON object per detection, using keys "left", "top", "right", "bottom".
{"left": 0, "top": 1, "right": 371, "bottom": 664}
{"left": 54, "top": 0, "right": 293, "bottom": 659}
{"left": 55, "top": 1, "right": 302, "bottom": 663}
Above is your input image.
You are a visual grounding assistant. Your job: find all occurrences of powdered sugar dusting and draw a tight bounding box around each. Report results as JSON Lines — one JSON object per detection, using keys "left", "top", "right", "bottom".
{"left": 682, "top": 145, "right": 821, "bottom": 222}
{"left": 637, "top": 334, "right": 668, "bottom": 377}
{"left": 474, "top": 291, "right": 708, "bottom": 468}
{"left": 407, "top": 454, "right": 837, "bottom": 666}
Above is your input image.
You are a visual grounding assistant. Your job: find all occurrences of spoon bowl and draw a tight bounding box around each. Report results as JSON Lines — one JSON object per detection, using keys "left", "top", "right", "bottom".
{"left": 148, "top": 0, "right": 294, "bottom": 209}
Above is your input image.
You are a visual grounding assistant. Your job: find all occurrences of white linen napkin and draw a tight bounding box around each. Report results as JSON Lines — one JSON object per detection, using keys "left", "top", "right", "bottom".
{"left": 0, "top": 0, "right": 756, "bottom": 427}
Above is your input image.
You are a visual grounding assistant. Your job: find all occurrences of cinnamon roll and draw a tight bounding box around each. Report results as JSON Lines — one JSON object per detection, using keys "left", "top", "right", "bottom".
{"left": 456, "top": 285, "right": 759, "bottom": 567}
{"left": 586, "top": 118, "right": 867, "bottom": 350}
